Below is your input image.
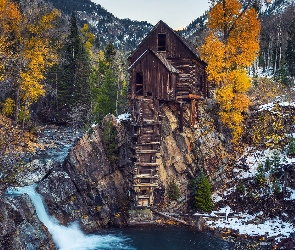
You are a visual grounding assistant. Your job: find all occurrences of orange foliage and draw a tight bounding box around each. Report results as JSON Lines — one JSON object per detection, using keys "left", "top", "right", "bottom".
{"left": 0, "top": 0, "right": 21, "bottom": 80}
{"left": 19, "top": 9, "right": 60, "bottom": 121}
{"left": 0, "top": 0, "right": 60, "bottom": 123}
{"left": 0, "top": 114, "right": 37, "bottom": 153}
{"left": 201, "top": 0, "right": 260, "bottom": 143}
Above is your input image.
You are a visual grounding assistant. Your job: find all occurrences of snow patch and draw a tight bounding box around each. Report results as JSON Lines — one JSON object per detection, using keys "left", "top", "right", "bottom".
{"left": 116, "top": 113, "right": 131, "bottom": 123}
{"left": 285, "top": 187, "right": 295, "bottom": 201}
{"left": 205, "top": 207, "right": 295, "bottom": 241}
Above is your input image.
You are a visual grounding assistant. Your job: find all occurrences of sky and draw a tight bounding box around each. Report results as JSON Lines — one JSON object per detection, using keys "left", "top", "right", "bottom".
{"left": 91, "top": 0, "right": 211, "bottom": 30}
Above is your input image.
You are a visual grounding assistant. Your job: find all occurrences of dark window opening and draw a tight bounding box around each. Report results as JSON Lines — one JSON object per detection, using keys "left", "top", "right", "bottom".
{"left": 136, "top": 72, "right": 143, "bottom": 96}
{"left": 141, "top": 190, "right": 147, "bottom": 195}
{"left": 141, "top": 178, "right": 151, "bottom": 183}
{"left": 158, "top": 33, "right": 166, "bottom": 51}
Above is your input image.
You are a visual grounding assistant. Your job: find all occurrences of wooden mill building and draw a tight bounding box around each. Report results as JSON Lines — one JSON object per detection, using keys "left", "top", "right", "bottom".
{"left": 128, "top": 20, "right": 208, "bottom": 207}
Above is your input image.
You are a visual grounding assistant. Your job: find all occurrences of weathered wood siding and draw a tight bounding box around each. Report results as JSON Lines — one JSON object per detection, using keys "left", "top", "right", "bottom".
{"left": 129, "top": 22, "right": 196, "bottom": 64}
{"left": 130, "top": 51, "right": 176, "bottom": 101}
{"left": 128, "top": 20, "right": 209, "bottom": 207}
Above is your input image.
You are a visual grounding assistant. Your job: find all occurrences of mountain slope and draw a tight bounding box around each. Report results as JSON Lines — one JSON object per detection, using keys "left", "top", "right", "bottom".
{"left": 44, "top": 0, "right": 153, "bottom": 51}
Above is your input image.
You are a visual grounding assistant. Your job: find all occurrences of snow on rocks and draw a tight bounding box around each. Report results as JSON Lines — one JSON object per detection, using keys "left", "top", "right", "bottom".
{"left": 258, "top": 100, "right": 295, "bottom": 112}
{"left": 116, "top": 113, "right": 131, "bottom": 123}
{"left": 235, "top": 147, "right": 286, "bottom": 179}
{"left": 285, "top": 187, "right": 295, "bottom": 201}
{"left": 201, "top": 207, "right": 295, "bottom": 242}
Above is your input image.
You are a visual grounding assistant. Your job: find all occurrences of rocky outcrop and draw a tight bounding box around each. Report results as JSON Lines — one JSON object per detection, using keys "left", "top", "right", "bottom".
{"left": 37, "top": 116, "right": 132, "bottom": 232}
{"left": 156, "top": 100, "right": 232, "bottom": 206}
{"left": 0, "top": 194, "right": 55, "bottom": 250}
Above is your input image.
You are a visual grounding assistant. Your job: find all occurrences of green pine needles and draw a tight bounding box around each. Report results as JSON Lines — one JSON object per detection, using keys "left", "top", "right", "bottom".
{"left": 287, "top": 136, "right": 295, "bottom": 156}
{"left": 102, "top": 120, "right": 119, "bottom": 165}
{"left": 189, "top": 173, "right": 214, "bottom": 212}
{"left": 166, "top": 179, "right": 181, "bottom": 201}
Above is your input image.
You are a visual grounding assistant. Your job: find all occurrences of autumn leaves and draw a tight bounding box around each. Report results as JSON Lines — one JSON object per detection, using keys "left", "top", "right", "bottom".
{"left": 201, "top": 0, "right": 260, "bottom": 142}
{"left": 0, "top": 0, "right": 60, "bottom": 125}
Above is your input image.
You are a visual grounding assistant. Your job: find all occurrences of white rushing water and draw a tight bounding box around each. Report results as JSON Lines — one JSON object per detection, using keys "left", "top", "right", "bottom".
{"left": 6, "top": 185, "right": 134, "bottom": 250}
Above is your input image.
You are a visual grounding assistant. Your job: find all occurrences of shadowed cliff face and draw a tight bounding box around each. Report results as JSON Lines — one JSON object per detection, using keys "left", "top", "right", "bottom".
{"left": 37, "top": 116, "right": 132, "bottom": 232}
{"left": 155, "top": 100, "right": 233, "bottom": 210}
{"left": 0, "top": 194, "right": 55, "bottom": 250}
{"left": 37, "top": 101, "right": 232, "bottom": 222}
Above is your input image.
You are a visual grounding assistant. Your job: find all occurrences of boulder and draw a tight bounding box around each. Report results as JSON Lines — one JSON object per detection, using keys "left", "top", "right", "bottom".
{"left": 0, "top": 195, "right": 55, "bottom": 249}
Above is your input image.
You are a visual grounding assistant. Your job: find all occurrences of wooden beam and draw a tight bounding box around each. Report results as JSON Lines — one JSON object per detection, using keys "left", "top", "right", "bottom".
{"left": 188, "top": 94, "right": 202, "bottom": 100}
{"left": 135, "top": 162, "right": 159, "bottom": 166}
{"left": 179, "top": 102, "right": 184, "bottom": 132}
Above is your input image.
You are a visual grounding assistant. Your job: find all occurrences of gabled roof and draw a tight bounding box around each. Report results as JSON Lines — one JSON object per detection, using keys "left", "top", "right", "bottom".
{"left": 128, "top": 49, "right": 180, "bottom": 74}
{"left": 128, "top": 20, "right": 202, "bottom": 62}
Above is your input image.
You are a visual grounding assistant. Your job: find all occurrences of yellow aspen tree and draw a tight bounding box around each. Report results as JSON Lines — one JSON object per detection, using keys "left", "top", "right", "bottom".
{"left": 0, "top": 0, "right": 21, "bottom": 80}
{"left": 201, "top": 0, "right": 260, "bottom": 143}
{"left": 81, "top": 23, "right": 95, "bottom": 57}
{"left": 19, "top": 9, "right": 60, "bottom": 125}
{"left": 1, "top": 0, "right": 60, "bottom": 125}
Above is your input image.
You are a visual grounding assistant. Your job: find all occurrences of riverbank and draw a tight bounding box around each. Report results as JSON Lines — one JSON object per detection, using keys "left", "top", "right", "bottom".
{"left": 127, "top": 207, "right": 295, "bottom": 249}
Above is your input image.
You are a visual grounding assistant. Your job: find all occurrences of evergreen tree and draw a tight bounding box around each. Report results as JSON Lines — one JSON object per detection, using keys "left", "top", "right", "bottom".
{"left": 58, "top": 12, "right": 92, "bottom": 124}
{"left": 166, "top": 179, "right": 181, "bottom": 201}
{"left": 90, "top": 45, "right": 128, "bottom": 123}
{"left": 286, "top": 17, "right": 295, "bottom": 77}
{"left": 102, "top": 120, "right": 119, "bottom": 165}
{"left": 92, "top": 67, "right": 117, "bottom": 122}
{"left": 193, "top": 173, "right": 214, "bottom": 212}
{"left": 105, "top": 43, "right": 116, "bottom": 64}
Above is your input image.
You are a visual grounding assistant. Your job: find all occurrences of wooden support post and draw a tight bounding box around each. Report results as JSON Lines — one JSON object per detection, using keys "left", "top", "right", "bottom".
{"left": 179, "top": 101, "right": 184, "bottom": 132}
{"left": 190, "top": 99, "right": 196, "bottom": 127}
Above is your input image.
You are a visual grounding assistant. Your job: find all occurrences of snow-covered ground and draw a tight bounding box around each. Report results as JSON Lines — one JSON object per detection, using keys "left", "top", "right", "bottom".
{"left": 116, "top": 113, "right": 131, "bottom": 123}
{"left": 201, "top": 207, "right": 295, "bottom": 242}
{"left": 204, "top": 114, "right": 295, "bottom": 243}
{"left": 207, "top": 146, "right": 295, "bottom": 241}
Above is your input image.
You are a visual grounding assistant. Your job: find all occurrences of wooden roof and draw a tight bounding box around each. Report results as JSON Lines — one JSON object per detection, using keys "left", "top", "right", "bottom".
{"left": 128, "top": 49, "right": 180, "bottom": 74}
{"left": 128, "top": 20, "right": 204, "bottom": 63}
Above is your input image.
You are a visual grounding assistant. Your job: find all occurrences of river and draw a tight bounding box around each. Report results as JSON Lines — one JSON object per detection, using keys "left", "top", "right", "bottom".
{"left": 6, "top": 185, "right": 233, "bottom": 250}
{"left": 106, "top": 226, "right": 233, "bottom": 250}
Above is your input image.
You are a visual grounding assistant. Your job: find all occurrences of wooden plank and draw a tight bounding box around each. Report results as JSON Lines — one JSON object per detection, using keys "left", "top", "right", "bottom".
{"left": 136, "top": 142, "right": 160, "bottom": 146}
{"left": 133, "top": 183, "right": 158, "bottom": 187}
{"left": 135, "top": 162, "right": 159, "bottom": 166}
{"left": 136, "top": 150, "right": 159, "bottom": 154}
{"left": 134, "top": 174, "right": 158, "bottom": 178}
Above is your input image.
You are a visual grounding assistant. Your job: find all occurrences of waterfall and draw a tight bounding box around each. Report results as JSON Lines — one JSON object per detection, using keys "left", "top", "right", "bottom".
{"left": 6, "top": 185, "right": 134, "bottom": 250}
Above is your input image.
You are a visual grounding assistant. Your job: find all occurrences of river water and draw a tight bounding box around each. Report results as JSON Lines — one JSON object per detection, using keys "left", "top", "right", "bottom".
{"left": 106, "top": 226, "right": 234, "bottom": 250}
{"left": 6, "top": 185, "right": 233, "bottom": 250}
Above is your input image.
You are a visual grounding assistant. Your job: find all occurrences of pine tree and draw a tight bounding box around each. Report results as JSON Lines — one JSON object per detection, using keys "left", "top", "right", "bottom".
{"left": 166, "top": 179, "right": 181, "bottom": 201}
{"left": 92, "top": 67, "right": 117, "bottom": 122}
{"left": 194, "top": 174, "right": 214, "bottom": 212}
{"left": 201, "top": 0, "right": 260, "bottom": 142}
{"left": 58, "top": 12, "right": 93, "bottom": 124}
{"left": 286, "top": 17, "right": 295, "bottom": 77}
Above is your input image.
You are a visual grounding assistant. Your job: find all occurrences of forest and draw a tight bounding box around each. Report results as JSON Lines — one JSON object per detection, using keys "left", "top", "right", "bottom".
{"left": 1, "top": 0, "right": 295, "bottom": 248}
{"left": 0, "top": 0, "right": 129, "bottom": 128}
{"left": 0, "top": 0, "right": 294, "bottom": 167}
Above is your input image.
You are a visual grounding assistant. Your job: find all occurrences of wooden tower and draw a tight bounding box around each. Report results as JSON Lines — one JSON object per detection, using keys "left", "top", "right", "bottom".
{"left": 128, "top": 20, "right": 208, "bottom": 207}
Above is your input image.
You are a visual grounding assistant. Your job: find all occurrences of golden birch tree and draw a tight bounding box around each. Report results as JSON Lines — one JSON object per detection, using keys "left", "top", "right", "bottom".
{"left": 19, "top": 8, "right": 60, "bottom": 125}
{"left": 200, "top": 0, "right": 260, "bottom": 142}
{"left": 0, "top": 0, "right": 21, "bottom": 80}
{"left": 0, "top": 0, "right": 60, "bottom": 125}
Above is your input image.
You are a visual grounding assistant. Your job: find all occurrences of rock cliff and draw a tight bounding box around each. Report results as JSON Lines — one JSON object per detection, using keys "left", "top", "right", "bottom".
{"left": 37, "top": 116, "right": 132, "bottom": 232}
{"left": 0, "top": 193, "right": 55, "bottom": 249}
{"left": 153, "top": 99, "right": 233, "bottom": 211}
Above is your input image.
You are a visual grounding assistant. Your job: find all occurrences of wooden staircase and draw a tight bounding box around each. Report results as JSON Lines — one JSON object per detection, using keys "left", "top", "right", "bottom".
{"left": 132, "top": 97, "right": 160, "bottom": 207}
